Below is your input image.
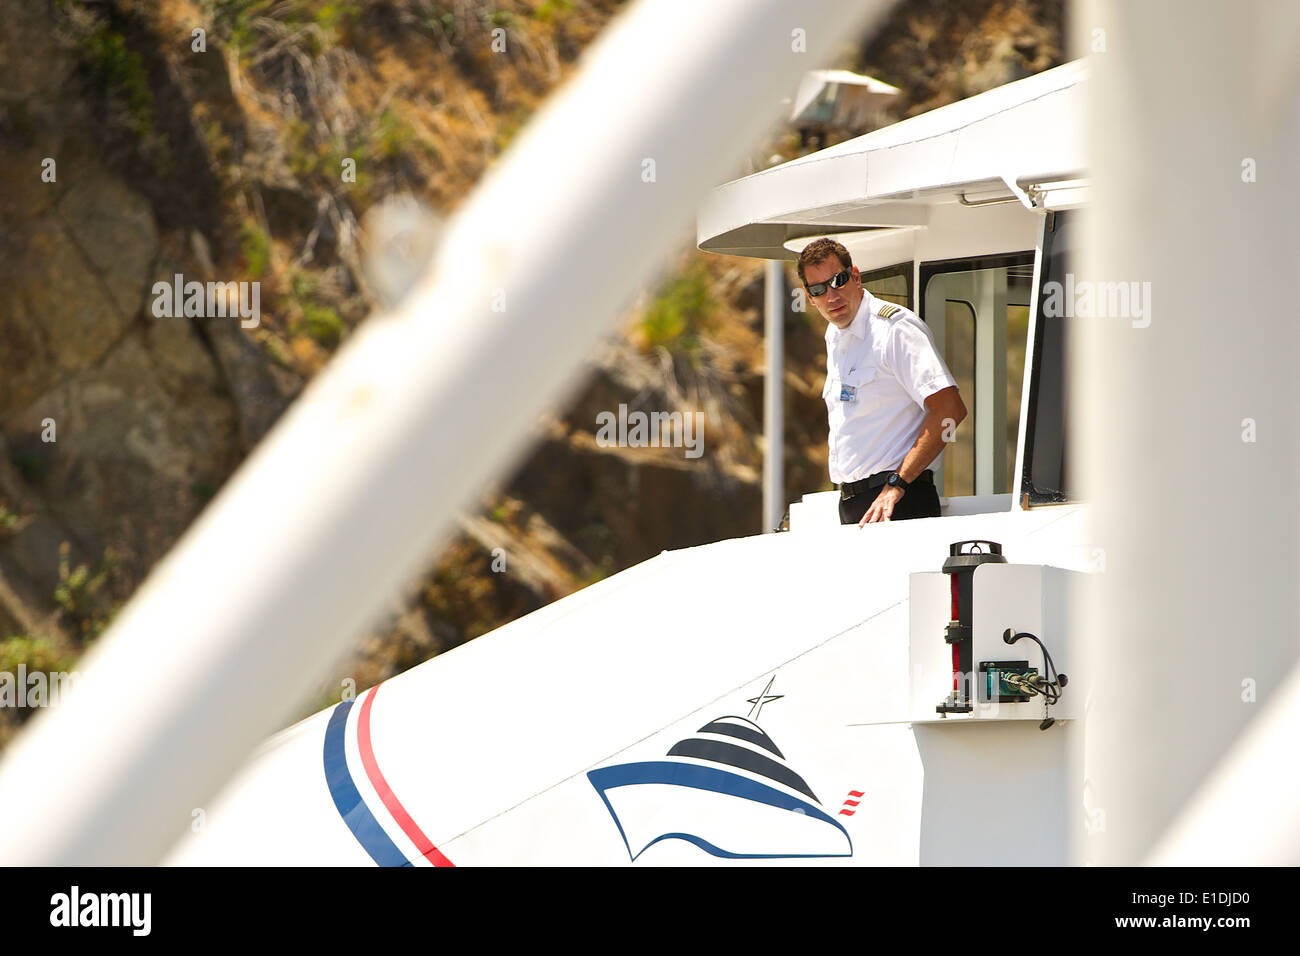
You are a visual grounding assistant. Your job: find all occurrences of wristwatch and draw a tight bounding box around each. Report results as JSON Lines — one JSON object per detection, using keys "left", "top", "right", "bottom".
{"left": 886, "top": 471, "right": 909, "bottom": 492}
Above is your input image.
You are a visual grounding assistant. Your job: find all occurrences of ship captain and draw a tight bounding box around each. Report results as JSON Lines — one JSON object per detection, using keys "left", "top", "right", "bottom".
{"left": 797, "top": 238, "right": 967, "bottom": 526}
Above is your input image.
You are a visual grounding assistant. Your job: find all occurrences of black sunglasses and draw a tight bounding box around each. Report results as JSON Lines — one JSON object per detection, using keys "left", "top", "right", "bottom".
{"left": 805, "top": 268, "right": 852, "bottom": 297}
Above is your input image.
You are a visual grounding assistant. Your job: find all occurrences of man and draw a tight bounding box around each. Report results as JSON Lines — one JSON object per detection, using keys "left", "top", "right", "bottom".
{"left": 798, "top": 238, "right": 967, "bottom": 526}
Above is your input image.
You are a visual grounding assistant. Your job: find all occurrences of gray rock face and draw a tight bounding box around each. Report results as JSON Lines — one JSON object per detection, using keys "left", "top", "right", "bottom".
{"left": 0, "top": 1, "right": 295, "bottom": 638}
{"left": 2, "top": 167, "right": 159, "bottom": 412}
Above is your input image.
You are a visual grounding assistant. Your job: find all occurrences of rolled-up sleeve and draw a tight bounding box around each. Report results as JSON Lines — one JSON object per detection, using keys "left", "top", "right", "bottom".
{"left": 887, "top": 314, "right": 958, "bottom": 409}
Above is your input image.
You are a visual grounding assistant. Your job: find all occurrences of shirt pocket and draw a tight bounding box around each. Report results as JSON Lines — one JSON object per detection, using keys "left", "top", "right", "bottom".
{"left": 841, "top": 364, "right": 878, "bottom": 410}
{"left": 847, "top": 364, "right": 877, "bottom": 389}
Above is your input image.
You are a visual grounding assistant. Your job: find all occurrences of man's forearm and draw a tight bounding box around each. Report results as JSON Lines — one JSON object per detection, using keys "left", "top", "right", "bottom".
{"left": 895, "top": 409, "right": 956, "bottom": 483}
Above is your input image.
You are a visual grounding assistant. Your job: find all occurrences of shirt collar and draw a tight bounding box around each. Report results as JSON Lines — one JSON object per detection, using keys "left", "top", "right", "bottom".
{"left": 825, "top": 290, "right": 873, "bottom": 344}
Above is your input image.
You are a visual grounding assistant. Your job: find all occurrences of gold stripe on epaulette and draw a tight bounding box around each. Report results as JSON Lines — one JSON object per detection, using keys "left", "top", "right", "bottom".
{"left": 877, "top": 303, "right": 901, "bottom": 318}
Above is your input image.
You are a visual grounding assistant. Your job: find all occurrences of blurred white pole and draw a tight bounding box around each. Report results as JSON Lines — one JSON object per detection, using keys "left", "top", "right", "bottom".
{"left": 1076, "top": 0, "right": 1300, "bottom": 865}
{"left": 1147, "top": 663, "right": 1300, "bottom": 865}
{"left": 764, "top": 259, "right": 784, "bottom": 531}
{"left": 0, "top": 0, "right": 896, "bottom": 865}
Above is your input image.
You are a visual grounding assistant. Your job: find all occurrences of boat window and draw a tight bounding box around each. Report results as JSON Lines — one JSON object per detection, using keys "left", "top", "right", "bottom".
{"left": 919, "top": 254, "right": 1033, "bottom": 497}
{"left": 861, "top": 262, "right": 912, "bottom": 310}
{"left": 943, "top": 300, "right": 977, "bottom": 495}
{"left": 1021, "top": 211, "right": 1073, "bottom": 504}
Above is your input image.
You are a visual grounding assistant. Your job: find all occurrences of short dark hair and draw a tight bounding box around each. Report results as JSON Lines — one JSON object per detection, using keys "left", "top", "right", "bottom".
{"left": 797, "top": 237, "right": 852, "bottom": 285}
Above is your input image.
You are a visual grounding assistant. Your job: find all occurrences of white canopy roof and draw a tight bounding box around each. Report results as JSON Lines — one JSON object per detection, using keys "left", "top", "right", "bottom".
{"left": 699, "top": 60, "right": 1087, "bottom": 259}
{"left": 790, "top": 69, "right": 899, "bottom": 120}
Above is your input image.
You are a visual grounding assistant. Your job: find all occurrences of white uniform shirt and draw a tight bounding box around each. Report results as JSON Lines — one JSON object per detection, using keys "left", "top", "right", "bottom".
{"left": 823, "top": 291, "right": 957, "bottom": 485}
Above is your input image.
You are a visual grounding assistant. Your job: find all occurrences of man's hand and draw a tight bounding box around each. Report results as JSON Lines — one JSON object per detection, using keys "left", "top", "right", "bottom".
{"left": 858, "top": 485, "right": 905, "bottom": 526}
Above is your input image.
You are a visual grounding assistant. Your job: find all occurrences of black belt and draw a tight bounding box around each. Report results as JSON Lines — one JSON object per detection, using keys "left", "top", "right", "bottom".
{"left": 838, "top": 469, "right": 933, "bottom": 499}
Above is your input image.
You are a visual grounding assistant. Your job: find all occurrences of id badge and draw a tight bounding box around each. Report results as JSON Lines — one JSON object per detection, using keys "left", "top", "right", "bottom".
{"left": 839, "top": 384, "right": 857, "bottom": 403}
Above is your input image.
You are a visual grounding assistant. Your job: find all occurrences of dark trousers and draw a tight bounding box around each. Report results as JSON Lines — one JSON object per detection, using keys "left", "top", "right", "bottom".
{"left": 838, "top": 479, "right": 942, "bottom": 524}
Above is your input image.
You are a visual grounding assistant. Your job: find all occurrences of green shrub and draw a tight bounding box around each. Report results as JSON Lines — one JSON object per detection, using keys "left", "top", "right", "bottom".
{"left": 256, "top": 329, "right": 295, "bottom": 368}
{"left": 0, "top": 636, "right": 76, "bottom": 676}
{"left": 639, "top": 262, "right": 715, "bottom": 351}
{"left": 290, "top": 269, "right": 317, "bottom": 299}
{"left": 213, "top": 0, "right": 263, "bottom": 53}
{"left": 534, "top": 0, "right": 575, "bottom": 24}
{"left": 372, "top": 109, "right": 413, "bottom": 161}
{"left": 297, "top": 304, "right": 344, "bottom": 347}
{"left": 0, "top": 503, "right": 20, "bottom": 534}
{"left": 76, "top": 22, "right": 154, "bottom": 139}
{"left": 426, "top": 10, "right": 458, "bottom": 41}
{"left": 54, "top": 542, "right": 119, "bottom": 642}
{"left": 240, "top": 220, "right": 271, "bottom": 279}
{"left": 215, "top": 0, "right": 360, "bottom": 57}
{"left": 315, "top": 2, "right": 361, "bottom": 40}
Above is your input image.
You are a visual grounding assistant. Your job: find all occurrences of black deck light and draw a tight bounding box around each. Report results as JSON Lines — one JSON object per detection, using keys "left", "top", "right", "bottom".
{"left": 937, "top": 541, "right": 1007, "bottom": 715}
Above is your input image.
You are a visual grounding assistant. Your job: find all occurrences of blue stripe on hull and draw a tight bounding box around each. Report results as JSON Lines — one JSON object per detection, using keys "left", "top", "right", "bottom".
{"left": 323, "top": 700, "right": 412, "bottom": 867}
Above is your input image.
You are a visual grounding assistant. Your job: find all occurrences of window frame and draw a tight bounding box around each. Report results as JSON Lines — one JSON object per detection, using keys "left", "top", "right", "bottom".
{"left": 1017, "top": 210, "right": 1074, "bottom": 507}
{"left": 918, "top": 251, "right": 1036, "bottom": 498}
{"left": 860, "top": 261, "right": 914, "bottom": 311}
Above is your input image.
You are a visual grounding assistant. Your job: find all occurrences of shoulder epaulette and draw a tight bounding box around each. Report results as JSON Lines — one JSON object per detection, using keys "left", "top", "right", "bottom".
{"left": 876, "top": 302, "right": 902, "bottom": 319}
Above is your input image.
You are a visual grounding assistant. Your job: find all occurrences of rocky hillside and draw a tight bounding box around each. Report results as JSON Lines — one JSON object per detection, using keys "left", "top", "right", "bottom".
{"left": 0, "top": 0, "right": 1065, "bottom": 744}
